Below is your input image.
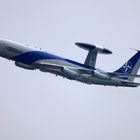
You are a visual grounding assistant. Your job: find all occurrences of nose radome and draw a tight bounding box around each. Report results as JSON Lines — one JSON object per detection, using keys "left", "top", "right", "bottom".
{"left": 0, "top": 38, "right": 6, "bottom": 47}
{"left": 0, "top": 38, "right": 17, "bottom": 54}
{"left": 0, "top": 38, "right": 11, "bottom": 44}
{"left": 0, "top": 38, "right": 20, "bottom": 49}
{"left": 0, "top": 38, "right": 11, "bottom": 46}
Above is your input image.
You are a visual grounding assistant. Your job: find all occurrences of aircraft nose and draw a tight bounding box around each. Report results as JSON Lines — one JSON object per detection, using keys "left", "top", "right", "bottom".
{"left": 0, "top": 38, "right": 11, "bottom": 55}
{"left": 0, "top": 38, "right": 13, "bottom": 49}
{"left": 0, "top": 38, "right": 7, "bottom": 46}
{"left": 0, "top": 38, "right": 5, "bottom": 49}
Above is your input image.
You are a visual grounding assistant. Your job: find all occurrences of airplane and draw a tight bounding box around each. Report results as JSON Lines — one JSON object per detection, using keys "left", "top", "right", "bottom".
{"left": 0, "top": 38, "right": 140, "bottom": 87}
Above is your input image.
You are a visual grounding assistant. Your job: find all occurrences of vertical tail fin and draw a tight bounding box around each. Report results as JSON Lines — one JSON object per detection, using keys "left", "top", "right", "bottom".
{"left": 114, "top": 51, "right": 140, "bottom": 81}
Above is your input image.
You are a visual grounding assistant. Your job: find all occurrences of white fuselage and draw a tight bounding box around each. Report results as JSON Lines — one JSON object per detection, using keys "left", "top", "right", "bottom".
{"left": 0, "top": 39, "right": 135, "bottom": 87}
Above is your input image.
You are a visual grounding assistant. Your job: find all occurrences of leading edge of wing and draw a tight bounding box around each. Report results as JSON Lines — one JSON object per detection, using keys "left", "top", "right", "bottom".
{"left": 34, "top": 61, "right": 95, "bottom": 74}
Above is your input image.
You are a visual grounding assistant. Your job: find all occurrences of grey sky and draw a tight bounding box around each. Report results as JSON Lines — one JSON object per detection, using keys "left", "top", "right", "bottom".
{"left": 0, "top": 0, "right": 140, "bottom": 140}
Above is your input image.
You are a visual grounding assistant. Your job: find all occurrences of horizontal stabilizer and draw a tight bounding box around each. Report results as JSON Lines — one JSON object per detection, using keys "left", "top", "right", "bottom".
{"left": 75, "top": 42, "right": 112, "bottom": 54}
{"left": 109, "top": 72, "right": 140, "bottom": 78}
{"left": 117, "top": 74, "right": 140, "bottom": 78}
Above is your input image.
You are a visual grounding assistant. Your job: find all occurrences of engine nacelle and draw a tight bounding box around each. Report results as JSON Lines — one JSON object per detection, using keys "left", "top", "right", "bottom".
{"left": 62, "top": 67, "right": 79, "bottom": 78}
{"left": 93, "top": 70, "right": 110, "bottom": 80}
{"left": 15, "top": 62, "right": 34, "bottom": 70}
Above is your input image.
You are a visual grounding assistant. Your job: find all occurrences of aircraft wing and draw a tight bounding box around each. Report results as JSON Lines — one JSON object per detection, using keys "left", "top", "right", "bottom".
{"left": 34, "top": 61, "right": 95, "bottom": 75}
{"left": 34, "top": 61, "right": 140, "bottom": 86}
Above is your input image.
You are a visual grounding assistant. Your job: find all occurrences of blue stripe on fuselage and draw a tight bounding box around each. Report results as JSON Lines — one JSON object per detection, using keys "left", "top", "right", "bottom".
{"left": 11, "top": 51, "right": 95, "bottom": 70}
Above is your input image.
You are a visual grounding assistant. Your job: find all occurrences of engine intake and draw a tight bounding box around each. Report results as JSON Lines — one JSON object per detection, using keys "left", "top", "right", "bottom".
{"left": 15, "top": 62, "right": 34, "bottom": 70}
{"left": 62, "top": 67, "right": 79, "bottom": 78}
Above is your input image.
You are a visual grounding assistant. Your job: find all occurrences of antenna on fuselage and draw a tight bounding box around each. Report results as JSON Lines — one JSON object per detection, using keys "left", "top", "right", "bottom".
{"left": 75, "top": 42, "right": 112, "bottom": 67}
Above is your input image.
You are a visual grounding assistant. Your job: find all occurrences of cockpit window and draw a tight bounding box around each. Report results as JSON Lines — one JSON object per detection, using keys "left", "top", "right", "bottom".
{"left": 5, "top": 46, "right": 23, "bottom": 54}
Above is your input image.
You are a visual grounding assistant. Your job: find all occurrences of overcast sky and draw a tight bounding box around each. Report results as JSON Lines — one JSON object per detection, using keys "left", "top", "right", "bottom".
{"left": 0, "top": 0, "right": 140, "bottom": 140}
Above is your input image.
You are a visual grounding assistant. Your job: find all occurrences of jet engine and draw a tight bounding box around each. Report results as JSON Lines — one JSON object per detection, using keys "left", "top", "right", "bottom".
{"left": 15, "top": 62, "right": 34, "bottom": 70}
{"left": 93, "top": 70, "right": 111, "bottom": 80}
{"left": 62, "top": 67, "right": 79, "bottom": 78}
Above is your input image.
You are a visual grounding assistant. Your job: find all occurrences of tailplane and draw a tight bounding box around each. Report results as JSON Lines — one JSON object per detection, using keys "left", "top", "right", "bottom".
{"left": 114, "top": 51, "right": 140, "bottom": 81}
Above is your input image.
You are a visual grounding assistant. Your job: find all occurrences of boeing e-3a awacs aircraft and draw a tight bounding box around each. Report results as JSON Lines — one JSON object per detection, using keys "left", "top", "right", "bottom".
{"left": 0, "top": 38, "right": 140, "bottom": 87}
